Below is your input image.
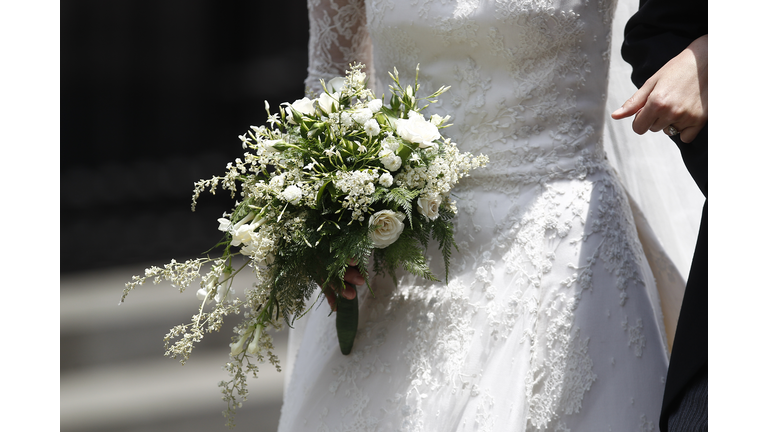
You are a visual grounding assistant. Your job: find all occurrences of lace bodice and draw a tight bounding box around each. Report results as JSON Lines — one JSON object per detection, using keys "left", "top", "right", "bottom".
{"left": 308, "top": 0, "right": 619, "bottom": 185}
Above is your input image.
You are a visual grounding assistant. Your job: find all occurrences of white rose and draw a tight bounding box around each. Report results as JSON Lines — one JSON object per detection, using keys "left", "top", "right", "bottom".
{"left": 364, "top": 118, "right": 380, "bottom": 137}
{"left": 281, "top": 184, "right": 303, "bottom": 205}
{"left": 368, "top": 210, "right": 406, "bottom": 248}
{"left": 368, "top": 98, "right": 383, "bottom": 113}
{"left": 317, "top": 91, "right": 340, "bottom": 114}
{"left": 396, "top": 112, "right": 441, "bottom": 148}
{"left": 417, "top": 195, "right": 442, "bottom": 221}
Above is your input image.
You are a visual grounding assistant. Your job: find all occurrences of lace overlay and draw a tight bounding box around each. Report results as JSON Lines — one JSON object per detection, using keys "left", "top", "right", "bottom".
{"left": 280, "top": 1, "right": 669, "bottom": 430}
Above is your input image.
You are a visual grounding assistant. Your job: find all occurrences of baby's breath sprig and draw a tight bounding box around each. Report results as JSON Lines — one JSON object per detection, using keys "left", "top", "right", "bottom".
{"left": 123, "top": 63, "right": 487, "bottom": 428}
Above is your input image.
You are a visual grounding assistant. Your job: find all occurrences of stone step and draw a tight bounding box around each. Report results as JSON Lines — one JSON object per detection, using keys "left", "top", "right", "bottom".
{"left": 61, "top": 263, "right": 288, "bottom": 432}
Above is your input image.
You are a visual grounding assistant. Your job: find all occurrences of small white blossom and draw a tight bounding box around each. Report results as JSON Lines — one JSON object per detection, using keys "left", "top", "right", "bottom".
{"left": 352, "top": 108, "right": 373, "bottom": 124}
{"left": 379, "top": 149, "right": 402, "bottom": 171}
{"left": 379, "top": 172, "right": 394, "bottom": 187}
{"left": 340, "top": 112, "right": 354, "bottom": 128}
{"left": 430, "top": 113, "right": 450, "bottom": 126}
{"left": 281, "top": 184, "right": 303, "bottom": 205}
{"left": 269, "top": 174, "right": 285, "bottom": 188}
{"left": 364, "top": 118, "right": 380, "bottom": 137}
{"left": 368, "top": 98, "right": 383, "bottom": 113}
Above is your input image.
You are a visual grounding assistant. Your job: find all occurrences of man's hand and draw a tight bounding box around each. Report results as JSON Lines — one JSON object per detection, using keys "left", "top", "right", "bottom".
{"left": 612, "top": 35, "right": 707, "bottom": 144}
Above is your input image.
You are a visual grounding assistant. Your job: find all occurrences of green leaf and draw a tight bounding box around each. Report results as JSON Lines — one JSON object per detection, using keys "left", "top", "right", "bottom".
{"left": 373, "top": 187, "right": 419, "bottom": 224}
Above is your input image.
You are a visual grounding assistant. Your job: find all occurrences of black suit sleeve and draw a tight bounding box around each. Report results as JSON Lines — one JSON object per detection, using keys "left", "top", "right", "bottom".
{"left": 621, "top": 0, "right": 708, "bottom": 88}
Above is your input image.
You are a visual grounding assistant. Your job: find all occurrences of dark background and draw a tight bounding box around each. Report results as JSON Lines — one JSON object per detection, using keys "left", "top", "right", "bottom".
{"left": 60, "top": 3, "right": 309, "bottom": 431}
{"left": 61, "top": 0, "right": 309, "bottom": 274}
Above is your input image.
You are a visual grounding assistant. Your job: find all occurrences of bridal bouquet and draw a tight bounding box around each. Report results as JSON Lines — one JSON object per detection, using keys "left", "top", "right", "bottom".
{"left": 121, "top": 63, "right": 487, "bottom": 426}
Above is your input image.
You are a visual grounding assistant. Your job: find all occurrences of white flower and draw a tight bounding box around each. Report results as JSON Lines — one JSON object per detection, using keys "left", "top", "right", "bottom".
{"left": 196, "top": 287, "right": 210, "bottom": 302}
{"left": 215, "top": 284, "right": 235, "bottom": 303}
{"left": 196, "top": 272, "right": 234, "bottom": 304}
{"left": 317, "top": 91, "right": 340, "bottom": 114}
{"left": 379, "top": 172, "right": 394, "bottom": 187}
{"left": 240, "top": 232, "right": 275, "bottom": 266}
{"left": 368, "top": 98, "right": 383, "bottom": 113}
{"left": 259, "top": 139, "right": 280, "bottom": 154}
{"left": 340, "top": 112, "right": 354, "bottom": 128}
{"left": 352, "top": 108, "right": 373, "bottom": 124}
{"left": 429, "top": 113, "right": 450, "bottom": 126}
{"left": 270, "top": 174, "right": 287, "bottom": 189}
{"left": 217, "top": 217, "right": 232, "bottom": 232}
{"left": 231, "top": 223, "right": 255, "bottom": 247}
{"left": 326, "top": 76, "right": 346, "bottom": 93}
{"left": 396, "top": 111, "right": 441, "bottom": 148}
{"left": 368, "top": 210, "right": 405, "bottom": 248}
{"left": 417, "top": 194, "right": 442, "bottom": 221}
{"left": 379, "top": 149, "right": 402, "bottom": 171}
{"left": 281, "top": 184, "right": 303, "bottom": 204}
{"left": 364, "top": 118, "right": 380, "bottom": 137}
{"left": 246, "top": 324, "right": 263, "bottom": 354}
{"left": 285, "top": 97, "right": 315, "bottom": 123}
{"left": 230, "top": 332, "right": 248, "bottom": 356}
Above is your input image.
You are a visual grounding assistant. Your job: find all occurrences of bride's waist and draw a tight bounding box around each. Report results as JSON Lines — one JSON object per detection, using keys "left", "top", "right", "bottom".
{"left": 460, "top": 147, "right": 612, "bottom": 186}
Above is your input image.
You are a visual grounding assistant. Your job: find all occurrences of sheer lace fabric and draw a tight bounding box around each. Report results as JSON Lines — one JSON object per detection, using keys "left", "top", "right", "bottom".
{"left": 281, "top": 1, "right": 671, "bottom": 430}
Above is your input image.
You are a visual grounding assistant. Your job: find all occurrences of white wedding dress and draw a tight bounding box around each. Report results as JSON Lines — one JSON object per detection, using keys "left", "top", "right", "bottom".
{"left": 277, "top": 1, "right": 687, "bottom": 430}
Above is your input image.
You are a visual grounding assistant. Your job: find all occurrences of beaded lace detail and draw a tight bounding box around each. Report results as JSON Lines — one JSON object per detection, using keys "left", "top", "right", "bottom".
{"left": 281, "top": 1, "right": 669, "bottom": 431}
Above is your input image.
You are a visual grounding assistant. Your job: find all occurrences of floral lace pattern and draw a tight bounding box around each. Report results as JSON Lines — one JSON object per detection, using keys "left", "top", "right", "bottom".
{"left": 281, "top": 0, "right": 669, "bottom": 431}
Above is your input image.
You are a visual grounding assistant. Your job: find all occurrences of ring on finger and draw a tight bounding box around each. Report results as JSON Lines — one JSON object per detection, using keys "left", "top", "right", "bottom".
{"left": 664, "top": 125, "right": 679, "bottom": 136}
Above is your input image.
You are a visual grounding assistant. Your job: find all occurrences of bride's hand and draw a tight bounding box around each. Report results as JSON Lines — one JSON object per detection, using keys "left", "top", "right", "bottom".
{"left": 323, "top": 264, "right": 364, "bottom": 311}
{"left": 612, "top": 35, "right": 707, "bottom": 144}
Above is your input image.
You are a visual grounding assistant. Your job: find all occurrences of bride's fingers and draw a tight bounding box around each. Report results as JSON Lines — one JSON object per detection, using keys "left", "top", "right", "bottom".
{"left": 324, "top": 287, "right": 337, "bottom": 311}
{"left": 340, "top": 282, "right": 356, "bottom": 300}
{"left": 320, "top": 260, "right": 364, "bottom": 310}
{"left": 344, "top": 266, "right": 364, "bottom": 286}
